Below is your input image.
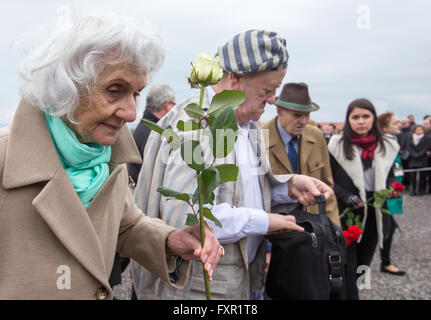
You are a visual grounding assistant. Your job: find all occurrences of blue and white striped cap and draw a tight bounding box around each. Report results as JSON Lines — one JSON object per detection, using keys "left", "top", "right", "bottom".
{"left": 215, "top": 30, "right": 289, "bottom": 74}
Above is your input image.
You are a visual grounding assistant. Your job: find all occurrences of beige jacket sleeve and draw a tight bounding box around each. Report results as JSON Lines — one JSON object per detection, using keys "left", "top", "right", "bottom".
{"left": 116, "top": 185, "right": 191, "bottom": 289}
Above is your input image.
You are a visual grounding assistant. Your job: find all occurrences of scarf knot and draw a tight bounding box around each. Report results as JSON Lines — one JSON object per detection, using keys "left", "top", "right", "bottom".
{"left": 413, "top": 133, "right": 424, "bottom": 146}
{"left": 351, "top": 132, "right": 378, "bottom": 161}
{"left": 44, "top": 113, "right": 111, "bottom": 208}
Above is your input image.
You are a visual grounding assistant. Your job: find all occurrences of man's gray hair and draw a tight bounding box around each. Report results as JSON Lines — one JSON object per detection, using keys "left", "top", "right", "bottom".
{"left": 19, "top": 13, "right": 166, "bottom": 121}
{"left": 145, "top": 84, "right": 175, "bottom": 113}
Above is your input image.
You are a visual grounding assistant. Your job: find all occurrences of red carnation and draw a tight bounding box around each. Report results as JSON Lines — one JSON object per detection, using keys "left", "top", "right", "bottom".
{"left": 343, "top": 225, "right": 363, "bottom": 246}
{"left": 391, "top": 181, "right": 405, "bottom": 192}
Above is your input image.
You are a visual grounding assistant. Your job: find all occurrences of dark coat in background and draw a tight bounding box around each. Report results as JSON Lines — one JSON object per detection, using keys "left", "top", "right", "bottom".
{"left": 406, "top": 135, "right": 431, "bottom": 168}
{"left": 128, "top": 109, "right": 160, "bottom": 184}
{"left": 406, "top": 134, "right": 431, "bottom": 195}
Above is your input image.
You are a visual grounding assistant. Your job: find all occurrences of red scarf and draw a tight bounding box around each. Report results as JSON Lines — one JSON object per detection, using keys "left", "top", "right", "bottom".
{"left": 351, "top": 132, "right": 378, "bottom": 160}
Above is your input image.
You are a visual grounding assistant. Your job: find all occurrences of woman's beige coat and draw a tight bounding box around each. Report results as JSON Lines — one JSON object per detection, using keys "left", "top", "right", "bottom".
{"left": 0, "top": 101, "right": 190, "bottom": 299}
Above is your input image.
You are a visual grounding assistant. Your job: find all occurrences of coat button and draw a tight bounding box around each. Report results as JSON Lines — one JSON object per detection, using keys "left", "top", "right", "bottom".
{"left": 95, "top": 287, "right": 109, "bottom": 300}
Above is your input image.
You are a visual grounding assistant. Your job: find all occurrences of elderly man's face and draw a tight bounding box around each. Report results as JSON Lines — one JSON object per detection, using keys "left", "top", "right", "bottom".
{"left": 400, "top": 119, "right": 410, "bottom": 129}
{"left": 68, "top": 64, "right": 146, "bottom": 146}
{"left": 277, "top": 107, "right": 310, "bottom": 136}
{"left": 323, "top": 125, "right": 334, "bottom": 135}
{"left": 234, "top": 69, "right": 286, "bottom": 124}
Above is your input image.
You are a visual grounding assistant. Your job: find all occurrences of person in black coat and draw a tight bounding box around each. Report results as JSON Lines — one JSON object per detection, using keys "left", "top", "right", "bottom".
{"left": 109, "top": 84, "right": 176, "bottom": 297}
{"left": 397, "top": 119, "right": 412, "bottom": 188}
{"left": 406, "top": 125, "right": 431, "bottom": 196}
{"left": 128, "top": 84, "right": 176, "bottom": 185}
{"left": 423, "top": 116, "right": 431, "bottom": 193}
{"left": 328, "top": 99, "right": 400, "bottom": 300}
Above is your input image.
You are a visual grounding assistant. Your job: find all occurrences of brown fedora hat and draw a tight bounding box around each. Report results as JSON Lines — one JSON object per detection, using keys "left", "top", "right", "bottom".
{"left": 275, "top": 82, "right": 320, "bottom": 112}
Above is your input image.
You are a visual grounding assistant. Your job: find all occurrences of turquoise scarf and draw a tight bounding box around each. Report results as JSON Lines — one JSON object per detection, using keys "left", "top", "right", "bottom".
{"left": 44, "top": 113, "right": 111, "bottom": 208}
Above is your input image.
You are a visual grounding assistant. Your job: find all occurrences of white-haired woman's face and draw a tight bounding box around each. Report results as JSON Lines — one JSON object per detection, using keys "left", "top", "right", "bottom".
{"left": 67, "top": 64, "right": 146, "bottom": 146}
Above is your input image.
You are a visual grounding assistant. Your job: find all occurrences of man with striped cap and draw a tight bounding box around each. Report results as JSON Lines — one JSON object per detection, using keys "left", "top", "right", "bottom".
{"left": 131, "top": 30, "right": 334, "bottom": 300}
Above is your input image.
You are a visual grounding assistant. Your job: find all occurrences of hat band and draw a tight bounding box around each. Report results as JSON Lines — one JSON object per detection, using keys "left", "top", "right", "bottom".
{"left": 276, "top": 99, "right": 313, "bottom": 110}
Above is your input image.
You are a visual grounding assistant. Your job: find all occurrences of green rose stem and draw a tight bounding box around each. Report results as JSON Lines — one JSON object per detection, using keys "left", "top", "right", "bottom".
{"left": 142, "top": 53, "right": 242, "bottom": 300}
{"left": 339, "top": 189, "right": 392, "bottom": 230}
{"left": 197, "top": 172, "right": 211, "bottom": 299}
{"left": 199, "top": 85, "right": 205, "bottom": 113}
{"left": 197, "top": 83, "right": 211, "bottom": 300}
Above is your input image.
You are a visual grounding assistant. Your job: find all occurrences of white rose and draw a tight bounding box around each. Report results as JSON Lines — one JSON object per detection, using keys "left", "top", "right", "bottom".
{"left": 189, "top": 53, "right": 223, "bottom": 85}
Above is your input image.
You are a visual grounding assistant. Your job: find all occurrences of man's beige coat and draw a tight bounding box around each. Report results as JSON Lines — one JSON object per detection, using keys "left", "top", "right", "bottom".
{"left": 0, "top": 101, "right": 190, "bottom": 299}
{"left": 263, "top": 118, "right": 341, "bottom": 226}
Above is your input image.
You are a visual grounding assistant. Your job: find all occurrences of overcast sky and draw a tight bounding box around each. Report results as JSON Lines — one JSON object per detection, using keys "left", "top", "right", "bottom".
{"left": 1, "top": 0, "right": 430, "bottom": 127}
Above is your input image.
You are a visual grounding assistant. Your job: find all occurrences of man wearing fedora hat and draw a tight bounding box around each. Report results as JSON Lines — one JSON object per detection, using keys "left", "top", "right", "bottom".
{"left": 131, "top": 31, "right": 335, "bottom": 300}
{"left": 263, "top": 82, "right": 340, "bottom": 225}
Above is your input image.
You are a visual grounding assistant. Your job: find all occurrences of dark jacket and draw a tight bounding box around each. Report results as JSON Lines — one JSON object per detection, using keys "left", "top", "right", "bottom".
{"left": 406, "top": 135, "right": 431, "bottom": 168}
{"left": 427, "top": 131, "right": 431, "bottom": 166}
{"left": 396, "top": 127, "right": 411, "bottom": 160}
{"left": 128, "top": 109, "right": 160, "bottom": 184}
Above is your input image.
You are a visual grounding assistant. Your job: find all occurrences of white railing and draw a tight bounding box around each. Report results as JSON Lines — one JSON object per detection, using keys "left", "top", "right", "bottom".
{"left": 402, "top": 167, "right": 431, "bottom": 194}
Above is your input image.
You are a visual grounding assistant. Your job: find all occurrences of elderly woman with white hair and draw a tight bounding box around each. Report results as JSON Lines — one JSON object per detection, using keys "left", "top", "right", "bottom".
{"left": 0, "top": 14, "right": 222, "bottom": 299}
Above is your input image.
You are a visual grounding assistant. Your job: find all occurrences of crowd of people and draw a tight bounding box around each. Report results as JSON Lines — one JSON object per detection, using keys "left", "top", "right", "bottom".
{"left": 1, "top": 12, "right": 429, "bottom": 301}
{"left": 318, "top": 115, "right": 431, "bottom": 197}
{"left": 396, "top": 115, "right": 431, "bottom": 196}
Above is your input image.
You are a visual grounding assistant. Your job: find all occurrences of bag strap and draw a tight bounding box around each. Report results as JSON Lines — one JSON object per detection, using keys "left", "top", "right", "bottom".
{"left": 315, "top": 195, "right": 327, "bottom": 216}
{"left": 328, "top": 251, "right": 345, "bottom": 299}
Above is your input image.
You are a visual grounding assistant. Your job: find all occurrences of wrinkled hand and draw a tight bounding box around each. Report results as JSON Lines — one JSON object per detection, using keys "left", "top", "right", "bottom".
{"left": 288, "top": 174, "right": 334, "bottom": 206}
{"left": 267, "top": 213, "right": 304, "bottom": 234}
{"left": 346, "top": 195, "right": 364, "bottom": 209}
{"left": 165, "top": 223, "right": 221, "bottom": 281}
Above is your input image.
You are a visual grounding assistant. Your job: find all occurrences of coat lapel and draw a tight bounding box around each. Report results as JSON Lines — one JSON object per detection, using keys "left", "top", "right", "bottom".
{"left": 249, "top": 121, "right": 269, "bottom": 200}
{"left": 32, "top": 169, "right": 110, "bottom": 288}
{"left": 298, "top": 130, "right": 317, "bottom": 173}
{"left": 328, "top": 135, "right": 366, "bottom": 202}
{"left": 266, "top": 117, "right": 293, "bottom": 173}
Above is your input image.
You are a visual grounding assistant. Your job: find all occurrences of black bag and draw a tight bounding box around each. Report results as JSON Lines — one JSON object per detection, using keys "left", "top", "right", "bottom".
{"left": 266, "top": 195, "right": 346, "bottom": 300}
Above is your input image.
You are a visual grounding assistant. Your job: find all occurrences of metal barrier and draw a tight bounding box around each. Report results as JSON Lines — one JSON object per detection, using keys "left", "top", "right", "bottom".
{"left": 403, "top": 167, "right": 431, "bottom": 173}
{"left": 402, "top": 166, "right": 431, "bottom": 194}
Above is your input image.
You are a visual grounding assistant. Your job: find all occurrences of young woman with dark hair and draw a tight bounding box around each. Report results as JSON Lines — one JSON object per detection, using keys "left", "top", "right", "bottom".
{"left": 328, "top": 99, "right": 400, "bottom": 299}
